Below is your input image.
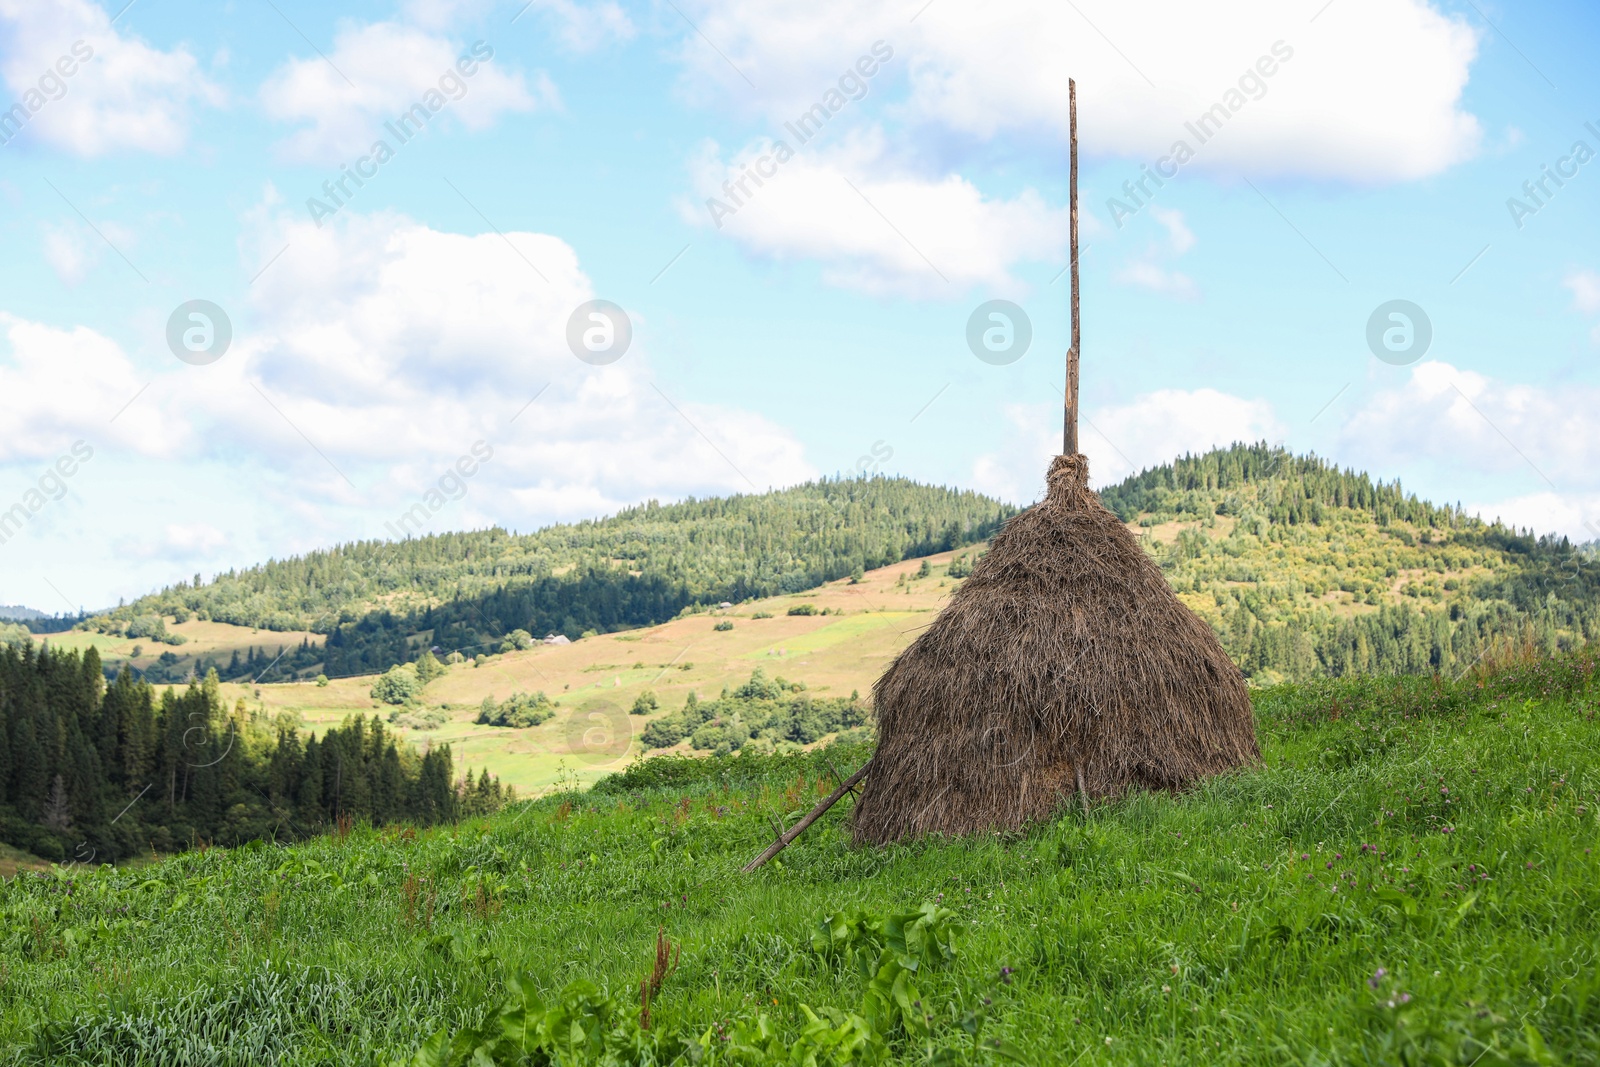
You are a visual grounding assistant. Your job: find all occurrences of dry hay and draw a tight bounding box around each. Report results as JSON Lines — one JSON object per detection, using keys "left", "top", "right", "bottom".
{"left": 852, "top": 453, "right": 1259, "bottom": 845}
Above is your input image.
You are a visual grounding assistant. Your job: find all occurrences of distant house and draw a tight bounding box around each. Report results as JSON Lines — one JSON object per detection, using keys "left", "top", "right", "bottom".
{"left": 719, "top": 602, "right": 733, "bottom": 610}
{"left": 543, "top": 633, "right": 571, "bottom": 646}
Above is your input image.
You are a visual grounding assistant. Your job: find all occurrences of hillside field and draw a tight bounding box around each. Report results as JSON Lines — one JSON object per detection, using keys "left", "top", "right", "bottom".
{"left": 2, "top": 653, "right": 1596, "bottom": 1065}
{"left": 217, "top": 550, "right": 968, "bottom": 793}
{"left": 51, "top": 452, "right": 1599, "bottom": 798}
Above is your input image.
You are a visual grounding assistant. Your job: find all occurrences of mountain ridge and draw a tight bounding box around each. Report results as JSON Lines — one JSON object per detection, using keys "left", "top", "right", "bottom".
{"left": 59, "top": 444, "right": 1600, "bottom": 684}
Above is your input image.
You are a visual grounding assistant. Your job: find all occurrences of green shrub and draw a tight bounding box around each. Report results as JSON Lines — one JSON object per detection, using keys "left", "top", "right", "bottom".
{"left": 787, "top": 604, "right": 818, "bottom": 616}
{"left": 369, "top": 664, "right": 421, "bottom": 705}
{"left": 637, "top": 670, "right": 862, "bottom": 751}
{"left": 477, "top": 691, "right": 556, "bottom": 728}
{"left": 414, "top": 650, "right": 444, "bottom": 684}
{"left": 389, "top": 707, "right": 449, "bottom": 730}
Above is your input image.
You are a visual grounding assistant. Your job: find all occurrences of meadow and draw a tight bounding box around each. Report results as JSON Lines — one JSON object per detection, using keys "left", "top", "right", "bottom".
{"left": 2, "top": 650, "right": 1596, "bottom": 1065}
{"left": 216, "top": 551, "right": 966, "bottom": 795}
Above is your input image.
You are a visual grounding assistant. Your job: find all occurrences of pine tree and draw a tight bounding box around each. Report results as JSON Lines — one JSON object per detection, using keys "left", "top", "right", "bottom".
{"left": 42, "top": 774, "right": 72, "bottom": 832}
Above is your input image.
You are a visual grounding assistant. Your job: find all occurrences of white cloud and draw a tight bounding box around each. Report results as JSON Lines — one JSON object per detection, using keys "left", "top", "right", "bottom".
{"left": 222, "top": 206, "right": 817, "bottom": 514}
{"left": 1339, "top": 361, "right": 1600, "bottom": 491}
{"left": 40, "top": 223, "right": 93, "bottom": 285}
{"left": 0, "top": 0, "right": 222, "bottom": 155}
{"left": 1090, "top": 388, "right": 1284, "bottom": 477}
{"left": 401, "top": 0, "right": 495, "bottom": 30}
{"left": 1565, "top": 269, "right": 1600, "bottom": 315}
{"left": 673, "top": 0, "right": 1481, "bottom": 183}
{"left": 516, "top": 0, "right": 636, "bottom": 51}
{"left": 39, "top": 219, "right": 136, "bottom": 285}
{"left": 1460, "top": 491, "right": 1600, "bottom": 545}
{"left": 0, "top": 312, "right": 183, "bottom": 463}
{"left": 259, "top": 22, "right": 548, "bottom": 163}
{"left": 4, "top": 205, "right": 815, "bottom": 541}
{"left": 1111, "top": 207, "right": 1198, "bottom": 299}
{"left": 113, "top": 522, "right": 232, "bottom": 561}
{"left": 970, "top": 387, "right": 1284, "bottom": 503}
{"left": 1150, "top": 207, "right": 1194, "bottom": 255}
{"left": 682, "top": 130, "right": 1069, "bottom": 297}
{"left": 1112, "top": 261, "right": 1199, "bottom": 301}
{"left": 1334, "top": 361, "right": 1600, "bottom": 540}
{"left": 401, "top": 0, "right": 633, "bottom": 49}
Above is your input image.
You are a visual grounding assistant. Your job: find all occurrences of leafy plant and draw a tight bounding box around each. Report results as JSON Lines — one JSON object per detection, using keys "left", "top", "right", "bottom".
{"left": 477, "top": 692, "right": 556, "bottom": 729}
{"left": 371, "top": 664, "right": 423, "bottom": 705}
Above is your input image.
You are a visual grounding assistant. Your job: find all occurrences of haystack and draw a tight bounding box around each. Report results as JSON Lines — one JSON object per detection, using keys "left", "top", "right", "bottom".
{"left": 848, "top": 79, "right": 1257, "bottom": 844}
{"left": 850, "top": 452, "right": 1259, "bottom": 844}
{"left": 736, "top": 80, "right": 1258, "bottom": 872}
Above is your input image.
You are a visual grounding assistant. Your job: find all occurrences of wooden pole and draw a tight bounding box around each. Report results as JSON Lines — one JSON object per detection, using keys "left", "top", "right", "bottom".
{"left": 1065, "top": 78, "right": 1080, "bottom": 457}
{"left": 740, "top": 758, "right": 871, "bottom": 873}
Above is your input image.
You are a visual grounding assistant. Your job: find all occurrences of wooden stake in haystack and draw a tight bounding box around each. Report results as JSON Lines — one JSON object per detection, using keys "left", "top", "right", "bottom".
{"left": 743, "top": 81, "right": 1258, "bottom": 870}
{"left": 852, "top": 80, "right": 1259, "bottom": 843}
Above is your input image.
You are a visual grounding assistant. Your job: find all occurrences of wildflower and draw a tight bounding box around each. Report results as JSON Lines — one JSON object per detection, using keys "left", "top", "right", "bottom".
{"left": 1162, "top": 985, "right": 1171, "bottom": 993}
{"left": 1368, "top": 968, "right": 1387, "bottom": 990}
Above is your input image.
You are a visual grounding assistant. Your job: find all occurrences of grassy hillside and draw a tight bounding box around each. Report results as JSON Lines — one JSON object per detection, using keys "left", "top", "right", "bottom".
{"left": 70, "top": 445, "right": 1598, "bottom": 690}
{"left": 222, "top": 550, "right": 965, "bottom": 793}
{"left": 3, "top": 651, "right": 1597, "bottom": 1065}
{"left": 1102, "top": 445, "right": 1600, "bottom": 683}
{"left": 80, "top": 477, "right": 1013, "bottom": 679}
{"left": 36, "top": 443, "right": 1600, "bottom": 796}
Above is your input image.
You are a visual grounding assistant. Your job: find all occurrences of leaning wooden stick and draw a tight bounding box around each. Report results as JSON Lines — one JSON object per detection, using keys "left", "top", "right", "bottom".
{"left": 740, "top": 758, "right": 872, "bottom": 873}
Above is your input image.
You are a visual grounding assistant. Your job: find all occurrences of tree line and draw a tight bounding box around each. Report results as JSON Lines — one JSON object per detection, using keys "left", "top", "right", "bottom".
{"left": 0, "top": 642, "right": 505, "bottom": 863}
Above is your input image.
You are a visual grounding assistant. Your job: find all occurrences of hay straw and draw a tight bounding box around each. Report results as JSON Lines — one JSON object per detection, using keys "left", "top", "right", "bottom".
{"left": 853, "top": 454, "right": 1259, "bottom": 844}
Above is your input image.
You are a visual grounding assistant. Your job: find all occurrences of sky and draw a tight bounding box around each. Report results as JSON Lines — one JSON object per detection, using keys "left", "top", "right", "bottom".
{"left": 0, "top": 0, "right": 1597, "bottom": 614}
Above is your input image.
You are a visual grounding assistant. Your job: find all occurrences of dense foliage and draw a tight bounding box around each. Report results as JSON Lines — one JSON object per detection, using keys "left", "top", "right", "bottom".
{"left": 73, "top": 444, "right": 1600, "bottom": 686}
{"left": 639, "top": 669, "right": 869, "bottom": 753}
{"left": 89, "top": 478, "right": 1014, "bottom": 677}
{"left": 476, "top": 692, "right": 557, "bottom": 729}
{"left": 1102, "top": 443, "right": 1600, "bottom": 682}
{"left": 3, "top": 651, "right": 1597, "bottom": 1064}
{"left": 0, "top": 643, "right": 502, "bottom": 863}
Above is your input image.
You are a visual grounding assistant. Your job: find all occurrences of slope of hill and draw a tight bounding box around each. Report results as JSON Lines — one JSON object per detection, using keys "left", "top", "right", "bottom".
{"left": 4, "top": 653, "right": 1597, "bottom": 1064}
{"left": 1101, "top": 444, "right": 1599, "bottom": 683}
{"left": 81, "top": 477, "right": 1013, "bottom": 677}
{"left": 63, "top": 445, "right": 1599, "bottom": 693}
{"left": 215, "top": 549, "right": 969, "bottom": 792}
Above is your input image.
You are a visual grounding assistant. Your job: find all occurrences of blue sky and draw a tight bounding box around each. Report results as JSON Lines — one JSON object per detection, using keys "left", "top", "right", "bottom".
{"left": 0, "top": 0, "right": 1597, "bottom": 612}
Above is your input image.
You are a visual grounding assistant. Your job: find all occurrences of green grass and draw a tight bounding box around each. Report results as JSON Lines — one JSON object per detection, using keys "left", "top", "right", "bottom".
{"left": 3, "top": 654, "right": 1598, "bottom": 1065}
{"left": 743, "top": 612, "right": 921, "bottom": 659}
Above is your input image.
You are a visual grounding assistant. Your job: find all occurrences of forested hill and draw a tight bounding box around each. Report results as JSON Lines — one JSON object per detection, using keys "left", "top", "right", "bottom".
{"left": 77, "top": 445, "right": 1600, "bottom": 683}
{"left": 89, "top": 477, "right": 1015, "bottom": 676}
{"left": 1099, "top": 443, "right": 1599, "bottom": 682}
